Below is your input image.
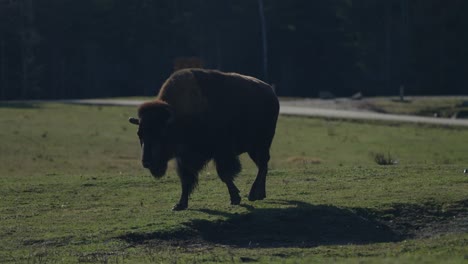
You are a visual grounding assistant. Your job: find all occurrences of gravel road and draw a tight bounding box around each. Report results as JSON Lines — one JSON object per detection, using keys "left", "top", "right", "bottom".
{"left": 52, "top": 98, "right": 468, "bottom": 127}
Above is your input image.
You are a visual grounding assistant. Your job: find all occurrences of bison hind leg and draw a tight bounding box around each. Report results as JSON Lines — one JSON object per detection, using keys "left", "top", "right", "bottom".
{"left": 214, "top": 155, "right": 242, "bottom": 205}
{"left": 215, "top": 155, "right": 241, "bottom": 177}
{"left": 248, "top": 149, "right": 270, "bottom": 201}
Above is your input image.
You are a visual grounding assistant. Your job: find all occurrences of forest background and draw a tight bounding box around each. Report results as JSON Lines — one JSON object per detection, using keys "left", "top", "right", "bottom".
{"left": 1, "top": 0, "right": 467, "bottom": 100}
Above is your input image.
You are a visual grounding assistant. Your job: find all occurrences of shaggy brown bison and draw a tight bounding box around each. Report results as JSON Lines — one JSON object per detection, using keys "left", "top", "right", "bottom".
{"left": 129, "top": 69, "right": 279, "bottom": 210}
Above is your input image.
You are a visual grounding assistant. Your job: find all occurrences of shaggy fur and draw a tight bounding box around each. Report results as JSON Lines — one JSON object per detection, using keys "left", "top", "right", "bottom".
{"left": 131, "top": 69, "right": 279, "bottom": 210}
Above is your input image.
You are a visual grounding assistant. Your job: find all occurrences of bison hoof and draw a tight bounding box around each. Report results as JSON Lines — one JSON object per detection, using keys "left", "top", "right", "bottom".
{"left": 172, "top": 203, "right": 188, "bottom": 211}
{"left": 230, "top": 195, "right": 241, "bottom": 205}
{"left": 248, "top": 192, "right": 266, "bottom": 202}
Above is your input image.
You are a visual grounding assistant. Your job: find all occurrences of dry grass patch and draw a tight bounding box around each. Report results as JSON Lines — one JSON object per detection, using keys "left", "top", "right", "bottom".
{"left": 286, "top": 156, "right": 323, "bottom": 165}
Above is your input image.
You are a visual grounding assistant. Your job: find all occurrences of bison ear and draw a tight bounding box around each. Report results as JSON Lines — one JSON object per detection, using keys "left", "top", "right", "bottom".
{"left": 128, "top": 117, "right": 140, "bottom": 125}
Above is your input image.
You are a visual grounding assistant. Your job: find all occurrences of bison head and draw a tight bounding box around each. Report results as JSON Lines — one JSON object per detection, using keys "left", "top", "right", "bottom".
{"left": 129, "top": 101, "right": 175, "bottom": 178}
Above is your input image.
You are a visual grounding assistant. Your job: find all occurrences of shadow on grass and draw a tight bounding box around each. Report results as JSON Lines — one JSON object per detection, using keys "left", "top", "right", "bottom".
{"left": 119, "top": 200, "right": 401, "bottom": 248}
{"left": 0, "top": 102, "right": 40, "bottom": 109}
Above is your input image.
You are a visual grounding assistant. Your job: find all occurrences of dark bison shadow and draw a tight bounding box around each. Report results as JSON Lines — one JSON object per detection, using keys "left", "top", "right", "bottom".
{"left": 119, "top": 200, "right": 401, "bottom": 248}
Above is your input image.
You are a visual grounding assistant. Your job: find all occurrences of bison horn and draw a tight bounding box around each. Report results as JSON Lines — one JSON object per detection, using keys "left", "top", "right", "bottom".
{"left": 128, "top": 117, "right": 140, "bottom": 125}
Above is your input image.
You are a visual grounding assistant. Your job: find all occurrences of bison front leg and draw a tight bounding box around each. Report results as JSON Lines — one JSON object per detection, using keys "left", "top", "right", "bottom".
{"left": 173, "top": 174, "right": 197, "bottom": 211}
{"left": 173, "top": 157, "right": 204, "bottom": 211}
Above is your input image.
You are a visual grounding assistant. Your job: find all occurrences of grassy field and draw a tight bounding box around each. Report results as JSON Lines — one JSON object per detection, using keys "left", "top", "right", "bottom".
{"left": 0, "top": 102, "right": 467, "bottom": 263}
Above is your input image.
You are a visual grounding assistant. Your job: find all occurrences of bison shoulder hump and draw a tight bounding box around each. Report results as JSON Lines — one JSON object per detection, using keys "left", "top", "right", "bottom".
{"left": 157, "top": 69, "right": 208, "bottom": 117}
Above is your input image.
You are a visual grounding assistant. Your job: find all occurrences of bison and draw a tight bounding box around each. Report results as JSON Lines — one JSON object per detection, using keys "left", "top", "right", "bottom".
{"left": 129, "top": 69, "right": 279, "bottom": 210}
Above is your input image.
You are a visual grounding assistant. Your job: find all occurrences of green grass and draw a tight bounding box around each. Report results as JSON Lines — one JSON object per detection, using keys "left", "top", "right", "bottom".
{"left": 0, "top": 102, "right": 467, "bottom": 263}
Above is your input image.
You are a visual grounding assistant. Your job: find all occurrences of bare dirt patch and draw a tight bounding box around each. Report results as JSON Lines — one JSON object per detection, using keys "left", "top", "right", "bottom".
{"left": 286, "top": 156, "right": 323, "bottom": 165}
{"left": 369, "top": 200, "right": 468, "bottom": 239}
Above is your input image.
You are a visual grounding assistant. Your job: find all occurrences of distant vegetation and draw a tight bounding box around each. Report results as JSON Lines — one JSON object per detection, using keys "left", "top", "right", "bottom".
{"left": 367, "top": 97, "right": 468, "bottom": 118}
{"left": 1, "top": 1, "right": 468, "bottom": 100}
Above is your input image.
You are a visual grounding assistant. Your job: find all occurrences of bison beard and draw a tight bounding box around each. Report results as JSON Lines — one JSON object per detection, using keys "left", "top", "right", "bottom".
{"left": 129, "top": 69, "right": 279, "bottom": 211}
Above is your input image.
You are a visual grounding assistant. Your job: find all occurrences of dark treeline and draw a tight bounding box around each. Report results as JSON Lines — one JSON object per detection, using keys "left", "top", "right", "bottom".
{"left": 1, "top": 0, "right": 467, "bottom": 100}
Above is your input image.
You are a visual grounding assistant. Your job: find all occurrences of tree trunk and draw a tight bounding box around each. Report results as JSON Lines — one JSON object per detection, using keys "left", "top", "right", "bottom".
{"left": 438, "top": 6, "right": 446, "bottom": 92}
{"left": 384, "top": 1, "right": 392, "bottom": 93}
{"left": 258, "top": 0, "right": 268, "bottom": 82}
{"left": 0, "top": 39, "right": 5, "bottom": 100}
{"left": 19, "top": 0, "right": 37, "bottom": 99}
{"left": 215, "top": 34, "right": 223, "bottom": 70}
{"left": 400, "top": 0, "right": 409, "bottom": 93}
